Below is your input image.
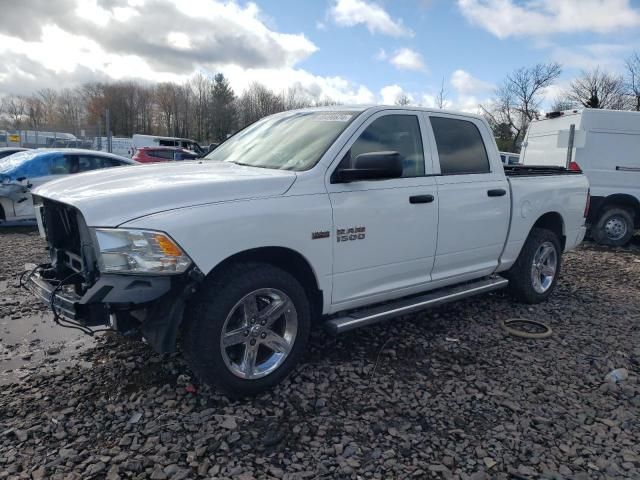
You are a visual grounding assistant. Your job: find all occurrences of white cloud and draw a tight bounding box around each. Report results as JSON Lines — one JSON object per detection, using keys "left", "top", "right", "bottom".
{"left": 374, "top": 48, "right": 388, "bottom": 61}
{"left": 458, "top": 0, "right": 640, "bottom": 38}
{"left": 450, "top": 69, "right": 494, "bottom": 95}
{"left": 167, "top": 32, "right": 192, "bottom": 50}
{"left": 379, "top": 84, "right": 412, "bottom": 104}
{"left": 550, "top": 43, "right": 632, "bottom": 72}
{"left": 330, "top": 0, "right": 413, "bottom": 37}
{"left": 218, "top": 64, "right": 376, "bottom": 104}
{"left": 0, "top": 0, "right": 376, "bottom": 104}
{"left": 389, "top": 48, "right": 427, "bottom": 72}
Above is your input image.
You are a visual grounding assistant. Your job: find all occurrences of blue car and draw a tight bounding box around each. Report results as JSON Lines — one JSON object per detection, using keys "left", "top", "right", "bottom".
{"left": 0, "top": 149, "right": 136, "bottom": 223}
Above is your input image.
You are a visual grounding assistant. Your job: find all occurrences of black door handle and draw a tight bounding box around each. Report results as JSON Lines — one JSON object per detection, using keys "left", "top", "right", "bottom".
{"left": 409, "top": 195, "right": 434, "bottom": 204}
{"left": 487, "top": 189, "right": 507, "bottom": 197}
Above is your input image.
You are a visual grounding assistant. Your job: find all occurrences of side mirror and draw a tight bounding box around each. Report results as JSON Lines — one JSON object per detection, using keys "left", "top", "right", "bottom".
{"left": 335, "top": 151, "right": 403, "bottom": 183}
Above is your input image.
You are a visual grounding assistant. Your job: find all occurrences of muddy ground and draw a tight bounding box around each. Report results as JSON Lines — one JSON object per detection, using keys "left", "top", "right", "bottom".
{"left": 0, "top": 228, "right": 639, "bottom": 480}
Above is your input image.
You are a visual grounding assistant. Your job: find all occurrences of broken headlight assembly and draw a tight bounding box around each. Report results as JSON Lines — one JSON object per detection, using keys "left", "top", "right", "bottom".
{"left": 93, "top": 228, "right": 192, "bottom": 275}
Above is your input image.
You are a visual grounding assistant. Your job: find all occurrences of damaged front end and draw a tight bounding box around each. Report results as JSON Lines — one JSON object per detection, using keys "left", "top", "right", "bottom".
{"left": 24, "top": 197, "right": 203, "bottom": 353}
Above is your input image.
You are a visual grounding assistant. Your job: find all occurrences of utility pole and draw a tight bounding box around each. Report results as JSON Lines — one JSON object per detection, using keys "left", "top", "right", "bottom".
{"left": 106, "top": 108, "right": 112, "bottom": 153}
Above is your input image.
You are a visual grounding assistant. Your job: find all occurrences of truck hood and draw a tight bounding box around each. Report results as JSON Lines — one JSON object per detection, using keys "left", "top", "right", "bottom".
{"left": 33, "top": 161, "right": 297, "bottom": 226}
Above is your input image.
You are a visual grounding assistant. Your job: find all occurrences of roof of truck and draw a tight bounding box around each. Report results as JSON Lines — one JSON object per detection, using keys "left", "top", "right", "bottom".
{"left": 287, "top": 105, "right": 485, "bottom": 122}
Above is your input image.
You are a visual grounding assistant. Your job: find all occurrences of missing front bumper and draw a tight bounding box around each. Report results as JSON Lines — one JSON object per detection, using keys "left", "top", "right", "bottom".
{"left": 24, "top": 266, "right": 202, "bottom": 353}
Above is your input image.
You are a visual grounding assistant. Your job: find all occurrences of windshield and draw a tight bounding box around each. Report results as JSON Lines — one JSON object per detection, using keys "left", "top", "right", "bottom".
{"left": 206, "top": 111, "right": 359, "bottom": 171}
{"left": 0, "top": 150, "right": 37, "bottom": 175}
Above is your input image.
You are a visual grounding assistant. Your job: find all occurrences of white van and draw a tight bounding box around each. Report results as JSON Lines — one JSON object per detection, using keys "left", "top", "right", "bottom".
{"left": 499, "top": 152, "right": 520, "bottom": 165}
{"left": 521, "top": 109, "right": 640, "bottom": 246}
{"left": 131, "top": 134, "right": 206, "bottom": 157}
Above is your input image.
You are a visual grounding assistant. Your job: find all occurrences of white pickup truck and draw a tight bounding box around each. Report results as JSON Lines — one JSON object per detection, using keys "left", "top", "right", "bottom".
{"left": 26, "top": 106, "right": 589, "bottom": 395}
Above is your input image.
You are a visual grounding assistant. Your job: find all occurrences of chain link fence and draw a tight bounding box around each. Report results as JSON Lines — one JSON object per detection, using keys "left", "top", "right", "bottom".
{"left": 0, "top": 127, "right": 134, "bottom": 158}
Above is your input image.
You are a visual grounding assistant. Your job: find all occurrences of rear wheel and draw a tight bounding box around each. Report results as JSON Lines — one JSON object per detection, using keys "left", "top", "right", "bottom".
{"left": 592, "top": 207, "right": 634, "bottom": 246}
{"left": 183, "top": 263, "right": 310, "bottom": 396}
{"left": 506, "top": 228, "right": 562, "bottom": 304}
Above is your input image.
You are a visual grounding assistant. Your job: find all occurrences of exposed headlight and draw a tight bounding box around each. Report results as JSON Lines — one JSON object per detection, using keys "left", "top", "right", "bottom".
{"left": 93, "top": 228, "right": 191, "bottom": 274}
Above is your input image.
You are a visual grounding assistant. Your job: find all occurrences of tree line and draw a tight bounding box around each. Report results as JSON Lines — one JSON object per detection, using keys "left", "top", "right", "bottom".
{"left": 0, "top": 73, "right": 338, "bottom": 143}
{"left": 482, "top": 52, "right": 640, "bottom": 152}
{"left": 1, "top": 52, "right": 640, "bottom": 150}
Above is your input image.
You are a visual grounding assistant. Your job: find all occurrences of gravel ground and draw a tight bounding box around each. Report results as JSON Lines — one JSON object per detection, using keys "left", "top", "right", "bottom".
{"left": 1, "top": 229, "right": 639, "bottom": 480}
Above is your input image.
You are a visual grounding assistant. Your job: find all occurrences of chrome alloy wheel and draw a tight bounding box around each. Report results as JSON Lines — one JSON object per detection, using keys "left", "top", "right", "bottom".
{"left": 531, "top": 241, "right": 558, "bottom": 294}
{"left": 604, "top": 216, "right": 628, "bottom": 241}
{"left": 220, "top": 288, "right": 297, "bottom": 380}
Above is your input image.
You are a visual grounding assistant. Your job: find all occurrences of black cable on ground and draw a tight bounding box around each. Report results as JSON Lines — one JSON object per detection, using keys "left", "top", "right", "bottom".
{"left": 500, "top": 318, "right": 552, "bottom": 339}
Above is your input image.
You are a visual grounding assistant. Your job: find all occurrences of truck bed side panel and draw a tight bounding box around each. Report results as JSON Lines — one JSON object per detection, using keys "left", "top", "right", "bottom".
{"left": 497, "top": 174, "right": 588, "bottom": 272}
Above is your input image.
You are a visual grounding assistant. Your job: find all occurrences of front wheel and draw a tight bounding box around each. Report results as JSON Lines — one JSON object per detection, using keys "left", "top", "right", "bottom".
{"left": 505, "top": 228, "right": 562, "bottom": 304}
{"left": 183, "top": 263, "right": 311, "bottom": 396}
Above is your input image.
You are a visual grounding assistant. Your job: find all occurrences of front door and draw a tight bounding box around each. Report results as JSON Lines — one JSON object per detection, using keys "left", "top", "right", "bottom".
{"left": 327, "top": 110, "right": 439, "bottom": 309}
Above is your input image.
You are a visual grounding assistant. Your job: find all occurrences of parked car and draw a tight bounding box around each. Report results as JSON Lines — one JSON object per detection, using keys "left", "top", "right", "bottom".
{"left": 0, "top": 149, "right": 136, "bottom": 223}
{"left": 26, "top": 106, "right": 589, "bottom": 395}
{"left": 132, "top": 146, "right": 200, "bottom": 163}
{"left": 499, "top": 151, "right": 520, "bottom": 165}
{"left": 132, "top": 134, "right": 207, "bottom": 157}
{"left": 521, "top": 109, "right": 640, "bottom": 246}
{"left": 0, "top": 147, "right": 29, "bottom": 160}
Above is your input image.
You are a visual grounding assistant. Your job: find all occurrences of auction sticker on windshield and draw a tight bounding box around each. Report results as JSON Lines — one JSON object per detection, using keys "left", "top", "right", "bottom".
{"left": 314, "top": 113, "right": 353, "bottom": 122}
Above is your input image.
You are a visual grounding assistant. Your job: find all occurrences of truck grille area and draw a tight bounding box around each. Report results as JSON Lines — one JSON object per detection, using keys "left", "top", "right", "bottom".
{"left": 41, "top": 199, "right": 82, "bottom": 254}
{"left": 38, "top": 198, "right": 99, "bottom": 289}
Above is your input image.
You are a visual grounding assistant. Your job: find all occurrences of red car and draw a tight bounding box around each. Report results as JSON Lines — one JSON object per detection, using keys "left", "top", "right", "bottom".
{"left": 132, "top": 147, "right": 200, "bottom": 163}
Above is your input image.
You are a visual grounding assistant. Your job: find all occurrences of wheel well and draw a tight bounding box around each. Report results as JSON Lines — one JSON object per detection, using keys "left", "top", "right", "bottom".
{"left": 0, "top": 203, "right": 4, "bottom": 222}
{"left": 207, "top": 247, "right": 323, "bottom": 320}
{"left": 598, "top": 194, "right": 640, "bottom": 227}
{"left": 532, "top": 212, "right": 565, "bottom": 250}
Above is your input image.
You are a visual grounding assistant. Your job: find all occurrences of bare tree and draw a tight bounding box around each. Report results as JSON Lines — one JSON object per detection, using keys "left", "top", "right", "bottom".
{"left": 626, "top": 52, "right": 640, "bottom": 111}
{"left": 37, "top": 88, "right": 58, "bottom": 128}
{"left": 567, "top": 68, "right": 626, "bottom": 109}
{"left": 281, "top": 85, "right": 312, "bottom": 110}
{"left": 481, "top": 62, "right": 562, "bottom": 152}
{"left": 25, "top": 96, "right": 45, "bottom": 130}
{"left": 435, "top": 77, "right": 448, "bottom": 109}
{"left": 238, "top": 82, "right": 284, "bottom": 128}
{"left": 4, "top": 95, "right": 27, "bottom": 129}
{"left": 56, "top": 89, "right": 84, "bottom": 135}
{"left": 550, "top": 97, "right": 576, "bottom": 112}
{"left": 395, "top": 94, "right": 411, "bottom": 106}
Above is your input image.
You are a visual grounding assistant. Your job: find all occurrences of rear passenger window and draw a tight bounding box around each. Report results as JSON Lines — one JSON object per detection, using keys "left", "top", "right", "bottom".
{"left": 430, "top": 117, "right": 490, "bottom": 175}
{"left": 151, "top": 150, "right": 175, "bottom": 160}
{"left": 349, "top": 115, "right": 425, "bottom": 177}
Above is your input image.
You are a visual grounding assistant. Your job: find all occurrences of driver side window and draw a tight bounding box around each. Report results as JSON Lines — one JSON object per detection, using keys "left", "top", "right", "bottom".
{"left": 347, "top": 114, "right": 425, "bottom": 177}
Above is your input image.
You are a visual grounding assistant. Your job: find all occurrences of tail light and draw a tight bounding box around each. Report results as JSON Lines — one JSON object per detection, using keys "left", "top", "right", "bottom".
{"left": 584, "top": 188, "right": 590, "bottom": 218}
{"left": 568, "top": 161, "right": 581, "bottom": 172}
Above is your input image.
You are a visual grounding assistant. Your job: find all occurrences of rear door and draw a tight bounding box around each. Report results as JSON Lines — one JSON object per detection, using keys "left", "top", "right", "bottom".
{"left": 327, "top": 110, "right": 439, "bottom": 308}
{"left": 425, "top": 114, "right": 510, "bottom": 281}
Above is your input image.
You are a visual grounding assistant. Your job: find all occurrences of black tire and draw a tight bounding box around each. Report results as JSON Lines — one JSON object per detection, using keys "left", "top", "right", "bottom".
{"left": 505, "top": 228, "right": 562, "bottom": 304}
{"left": 591, "top": 207, "right": 635, "bottom": 247}
{"left": 182, "top": 262, "right": 311, "bottom": 397}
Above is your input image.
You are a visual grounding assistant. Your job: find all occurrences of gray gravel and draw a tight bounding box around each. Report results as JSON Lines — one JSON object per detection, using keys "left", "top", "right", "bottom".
{"left": 1, "top": 229, "right": 639, "bottom": 480}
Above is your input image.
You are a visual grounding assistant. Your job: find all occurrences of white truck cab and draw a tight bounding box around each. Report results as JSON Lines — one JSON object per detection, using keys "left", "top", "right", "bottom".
{"left": 26, "top": 106, "right": 589, "bottom": 395}
{"left": 521, "top": 109, "right": 640, "bottom": 245}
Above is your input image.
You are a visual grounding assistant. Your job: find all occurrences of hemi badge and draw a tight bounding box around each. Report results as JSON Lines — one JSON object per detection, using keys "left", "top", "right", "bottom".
{"left": 312, "top": 231, "right": 330, "bottom": 240}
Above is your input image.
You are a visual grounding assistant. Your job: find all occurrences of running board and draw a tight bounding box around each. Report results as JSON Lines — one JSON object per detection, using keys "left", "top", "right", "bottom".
{"left": 325, "top": 276, "right": 509, "bottom": 335}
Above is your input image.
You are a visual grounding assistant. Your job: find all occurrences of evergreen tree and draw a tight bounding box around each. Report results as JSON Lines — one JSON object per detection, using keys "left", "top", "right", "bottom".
{"left": 210, "top": 74, "right": 237, "bottom": 142}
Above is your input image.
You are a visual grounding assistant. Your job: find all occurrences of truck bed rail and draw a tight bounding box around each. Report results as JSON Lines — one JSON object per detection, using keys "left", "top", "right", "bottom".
{"left": 504, "top": 165, "right": 582, "bottom": 176}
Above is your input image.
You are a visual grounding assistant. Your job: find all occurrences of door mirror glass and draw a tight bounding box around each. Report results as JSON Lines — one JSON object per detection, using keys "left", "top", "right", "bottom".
{"left": 336, "top": 151, "right": 403, "bottom": 182}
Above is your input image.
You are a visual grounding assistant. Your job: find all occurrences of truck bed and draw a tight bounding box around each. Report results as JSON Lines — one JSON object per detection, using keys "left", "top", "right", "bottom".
{"left": 504, "top": 165, "right": 582, "bottom": 176}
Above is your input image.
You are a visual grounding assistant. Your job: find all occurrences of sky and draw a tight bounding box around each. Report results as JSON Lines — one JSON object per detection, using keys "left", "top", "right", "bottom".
{"left": 0, "top": 0, "right": 639, "bottom": 111}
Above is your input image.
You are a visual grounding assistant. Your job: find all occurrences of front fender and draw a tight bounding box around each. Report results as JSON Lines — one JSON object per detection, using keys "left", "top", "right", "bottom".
{"left": 119, "top": 194, "right": 334, "bottom": 312}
